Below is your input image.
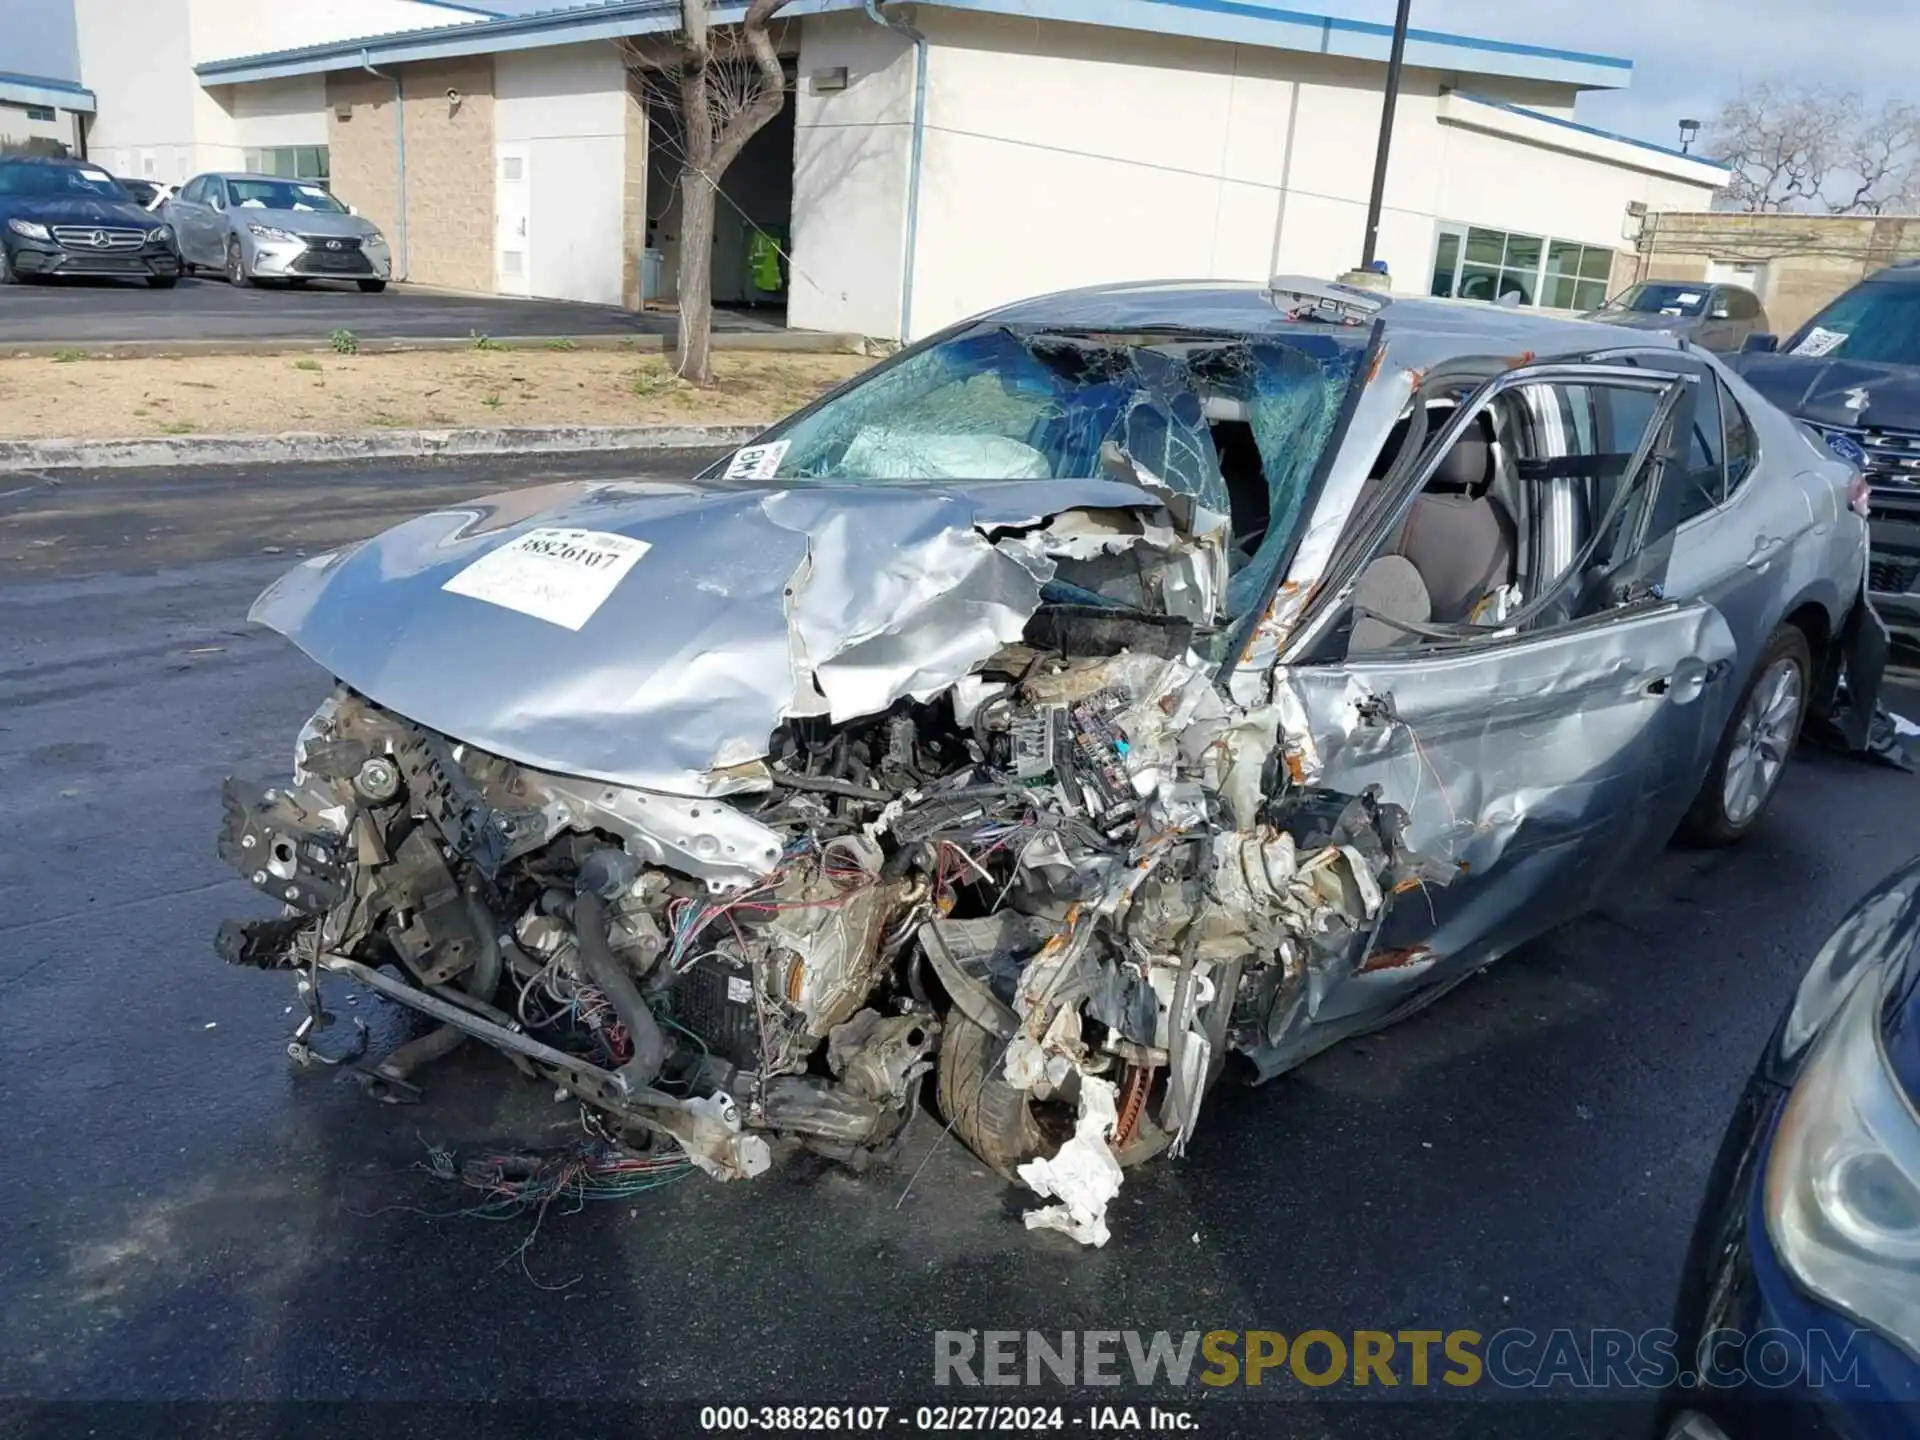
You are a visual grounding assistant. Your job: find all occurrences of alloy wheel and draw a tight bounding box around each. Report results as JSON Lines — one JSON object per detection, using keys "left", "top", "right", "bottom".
{"left": 1721, "top": 656, "right": 1803, "bottom": 825}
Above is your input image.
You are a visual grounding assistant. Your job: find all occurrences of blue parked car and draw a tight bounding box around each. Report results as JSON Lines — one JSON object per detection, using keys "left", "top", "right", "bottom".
{"left": 1661, "top": 856, "right": 1920, "bottom": 1436}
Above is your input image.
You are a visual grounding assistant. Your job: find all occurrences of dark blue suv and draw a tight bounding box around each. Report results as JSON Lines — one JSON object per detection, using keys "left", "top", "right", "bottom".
{"left": 1661, "top": 855, "right": 1920, "bottom": 1437}
{"left": 0, "top": 156, "right": 181, "bottom": 287}
{"left": 1730, "top": 264, "right": 1920, "bottom": 664}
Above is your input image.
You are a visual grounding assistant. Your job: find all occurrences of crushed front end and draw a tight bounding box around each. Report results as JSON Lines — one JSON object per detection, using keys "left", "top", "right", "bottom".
{"left": 212, "top": 316, "right": 1436, "bottom": 1242}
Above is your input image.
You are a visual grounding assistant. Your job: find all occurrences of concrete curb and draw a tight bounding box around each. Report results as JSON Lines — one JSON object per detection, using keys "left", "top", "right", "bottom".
{"left": 0, "top": 423, "right": 765, "bottom": 472}
{"left": 3, "top": 331, "right": 872, "bottom": 361}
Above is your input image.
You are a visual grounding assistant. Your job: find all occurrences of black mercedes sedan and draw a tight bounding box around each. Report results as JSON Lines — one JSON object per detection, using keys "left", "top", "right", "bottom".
{"left": 1660, "top": 854, "right": 1920, "bottom": 1438}
{"left": 0, "top": 156, "right": 181, "bottom": 287}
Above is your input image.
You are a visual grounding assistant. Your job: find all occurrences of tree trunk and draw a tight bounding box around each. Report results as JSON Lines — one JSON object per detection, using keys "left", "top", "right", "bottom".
{"left": 676, "top": 165, "right": 718, "bottom": 385}
{"left": 668, "top": 0, "right": 790, "bottom": 387}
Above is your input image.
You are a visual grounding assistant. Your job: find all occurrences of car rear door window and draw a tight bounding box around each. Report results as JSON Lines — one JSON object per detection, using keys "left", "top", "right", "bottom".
{"left": 1721, "top": 380, "right": 1758, "bottom": 496}
{"left": 1674, "top": 377, "right": 1726, "bottom": 524}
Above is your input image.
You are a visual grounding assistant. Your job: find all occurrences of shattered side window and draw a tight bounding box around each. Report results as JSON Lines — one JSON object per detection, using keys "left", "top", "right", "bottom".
{"left": 752, "top": 324, "right": 1367, "bottom": 608}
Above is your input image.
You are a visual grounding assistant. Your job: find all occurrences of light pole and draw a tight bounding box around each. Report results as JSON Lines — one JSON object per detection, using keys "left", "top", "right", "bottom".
{"left": 1359, "top": 0, "right": 1414, "bottom": 271}
{"left": 1678, "top": 118, "right": 1701, "bottom": 154}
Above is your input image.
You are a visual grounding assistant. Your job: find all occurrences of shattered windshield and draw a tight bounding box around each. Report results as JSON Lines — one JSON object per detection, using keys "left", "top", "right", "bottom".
{"left": 746, "top": 323, "right": 1369, "bottom": 617}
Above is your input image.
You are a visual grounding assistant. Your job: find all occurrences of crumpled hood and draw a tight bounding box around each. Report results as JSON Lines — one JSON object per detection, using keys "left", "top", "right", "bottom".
{"left": 252, "top": 474, "right": 1185, "bottom": 797}
{"left": 1727, "top": 353, "right": 1920, "bottom": 429}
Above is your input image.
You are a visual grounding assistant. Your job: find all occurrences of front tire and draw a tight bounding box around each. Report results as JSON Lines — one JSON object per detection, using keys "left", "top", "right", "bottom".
{"left": 226, "top": 240, "right": 254, "bottom": 288}
{"left": 0, "top": 245, "right": 17, "bottom": 285}
{"left": 934, "top": 1011, "right": 1172, "bottom": 1180}
{"left": 147, "top": 274, "right": 178, "bottom": 289}
{"left": 1679, "top": 623, "right": 1811, "bottom": 846}
{"left": 357, "top": 279, "right": 387, "bottom": 293}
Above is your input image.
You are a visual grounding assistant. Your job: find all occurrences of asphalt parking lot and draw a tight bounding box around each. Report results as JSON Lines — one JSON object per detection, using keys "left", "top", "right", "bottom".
{"left": 0, "top": 274, "right": 782, "bottom": 345}
{"left": 1, "top": 453, "right": 1916, "bottom": 1437}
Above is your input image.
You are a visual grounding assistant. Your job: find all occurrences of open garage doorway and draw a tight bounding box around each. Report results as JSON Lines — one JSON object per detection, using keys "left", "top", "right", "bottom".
{"left": 636, "top": 61, "right": 796, "bottom": 327}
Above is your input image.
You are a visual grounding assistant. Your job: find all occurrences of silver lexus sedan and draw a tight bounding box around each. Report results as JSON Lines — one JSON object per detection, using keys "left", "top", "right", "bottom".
{"left": 163, "top": 172, "right": 390, "bottom": 290}
{"left": 212, "top": 278, "right": 1881, "bottom": 1244}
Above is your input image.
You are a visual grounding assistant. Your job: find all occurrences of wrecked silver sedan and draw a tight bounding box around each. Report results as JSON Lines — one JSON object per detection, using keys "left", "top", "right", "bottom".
{"left": 216, "top": 278, "right": 1878, "bottom": 1245}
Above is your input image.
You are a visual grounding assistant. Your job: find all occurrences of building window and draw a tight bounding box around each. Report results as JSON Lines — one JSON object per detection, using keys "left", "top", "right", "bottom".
{"left": 24, "top": 105, "right": 56, "bottom": 122}
{"left": 244, "top": 146, "right": 330, "bottom": 186}
{"left": 1430, "top": 223, "right": 1614, "bottom": 312}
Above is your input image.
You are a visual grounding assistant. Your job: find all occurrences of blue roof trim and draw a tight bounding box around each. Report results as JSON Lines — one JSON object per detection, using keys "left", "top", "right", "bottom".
{"left": 197, "top": 0, "right": 683, "bottom": 79}
{"left": 194, "top": 0, "right": 1631, "bottom": 91}
{"left": 1451, "top": 93, "right": 1731, "bottom": 174}
{"left": 0, "top": 70, "right": 97, "bottom": 101}
{"left": 1137, "top": 0, "right": 1630, "bottom": 70}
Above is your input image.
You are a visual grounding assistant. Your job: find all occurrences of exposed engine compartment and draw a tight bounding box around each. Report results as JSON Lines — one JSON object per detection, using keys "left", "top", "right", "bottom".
{"left": 214, "top": 447, "right": 1453, "bottom": 1244}
{"left": 217, "top": 584, "right": 1438, "bottom": 1242}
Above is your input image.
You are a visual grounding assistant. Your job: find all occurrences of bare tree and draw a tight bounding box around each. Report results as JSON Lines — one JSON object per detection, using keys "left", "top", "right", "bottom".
{"left": 1710, "top": 81, "right": 1920, "bottom": 215}
{"left": 1841, "top": 101, "right": 1920, "bottom": 214}
{"left": 624, "top": 0, "right": 793, "bottom": 385}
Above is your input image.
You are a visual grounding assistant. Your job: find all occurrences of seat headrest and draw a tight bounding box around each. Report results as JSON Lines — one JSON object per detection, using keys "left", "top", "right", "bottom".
{"left": 1431, "top": 428, "right": 1492, "bottom": 494}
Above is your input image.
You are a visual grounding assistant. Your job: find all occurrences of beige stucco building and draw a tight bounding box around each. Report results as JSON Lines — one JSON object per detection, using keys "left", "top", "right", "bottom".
{"left": 66, "top": 0, "right": 1731, "bottom": 340}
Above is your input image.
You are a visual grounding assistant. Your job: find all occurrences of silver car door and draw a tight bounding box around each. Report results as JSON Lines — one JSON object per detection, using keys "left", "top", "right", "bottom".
{"left": 1259, "top": 362, "right": 1737, "bottom": 1024}
{"left": 1648, "top": 355, "right": 1822, "bottom": 681}
{"left": 160, "top": 181, "right": 193, "bottom": 260}
{"left": 175, "top": 178, "right": 213, "bottom": 265}
{"left": 203, "top": 180, "right": 232, "bottom": 264}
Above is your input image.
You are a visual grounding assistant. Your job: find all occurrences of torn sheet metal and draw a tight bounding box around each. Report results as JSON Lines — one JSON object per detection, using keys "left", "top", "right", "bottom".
{"left": 1018, "top": 1074, "right": 1124, "bottom": 1247}
{"left": 250, "top": 476, "right": 1176, "bottom": 799}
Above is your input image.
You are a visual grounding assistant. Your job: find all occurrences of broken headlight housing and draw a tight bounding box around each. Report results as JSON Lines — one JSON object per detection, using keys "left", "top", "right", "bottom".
{"left": 1765, "top": 951, "right": 1920, "bottom": 1362}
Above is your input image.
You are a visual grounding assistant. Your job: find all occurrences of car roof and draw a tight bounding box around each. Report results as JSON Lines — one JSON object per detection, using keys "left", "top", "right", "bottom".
{"left": 981, "top": 279, "right": 1680, "bottom": 368}
{"left": 1868, "top": 260, "right": 1920, "bottom": 285}
{"left": 201, "top": 172, "right": 302, "bottom": 184}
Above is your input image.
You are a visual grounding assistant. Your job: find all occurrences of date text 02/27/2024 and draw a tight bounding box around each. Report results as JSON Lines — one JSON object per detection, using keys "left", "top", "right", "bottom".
{"left": 698, "top": 1406, "right": 1200, "bottom": 1433}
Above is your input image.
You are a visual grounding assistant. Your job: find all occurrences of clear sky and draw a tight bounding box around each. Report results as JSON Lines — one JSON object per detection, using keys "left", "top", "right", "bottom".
{"left": 1319, "top": 0, "right": 1905, "bottom": 148}
{"left": 0, "top": 0, "right": 81, "bottom": 82}
{"left": 0, "top": 0, "right": 557, "bottom": 84}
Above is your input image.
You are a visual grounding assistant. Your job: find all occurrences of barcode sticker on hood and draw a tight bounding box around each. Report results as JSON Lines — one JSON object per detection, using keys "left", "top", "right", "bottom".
{"left": 441, "top": 527, "right": 651, "bottom": 630}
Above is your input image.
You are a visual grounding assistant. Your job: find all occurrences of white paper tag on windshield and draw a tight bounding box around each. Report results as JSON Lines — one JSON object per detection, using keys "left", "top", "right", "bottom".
{"left": 442, "top": 527, "right": 650, "bottom": 630}
{"left": 80, "top": 168, "right": 111, "bottom": 183}
{"left": 1793, "top": 326, "right": 1848, "bottom": 358}
{"left": 297, "top": 185, "right": 328, "bottom": 198}
{"left": 724, "top": 440, "right": 789, "bottom": 480}
{"left": 1675, "top": 291, "right": 1702, "bottom": 305}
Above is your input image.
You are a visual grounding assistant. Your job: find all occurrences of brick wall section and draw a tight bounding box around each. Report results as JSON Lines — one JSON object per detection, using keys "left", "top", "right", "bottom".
{"left": 1629, "top": 211, "right": 1920, "bottom": 336}
{"left": 400, "top": 57, "right": 496, "bottom": 293}
{"left": 621, "top": 70, "right": 648, "bottom": 309}
{"left": 326, "top": 58, "right": 496, "bottom": 293}
{"left": 326, "top": 71, "right": 400, "bottom": 248}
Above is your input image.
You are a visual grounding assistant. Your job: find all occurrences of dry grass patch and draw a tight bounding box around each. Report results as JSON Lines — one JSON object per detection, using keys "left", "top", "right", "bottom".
{"left": 0, "top": 348, "right": 871, "bottom": 440}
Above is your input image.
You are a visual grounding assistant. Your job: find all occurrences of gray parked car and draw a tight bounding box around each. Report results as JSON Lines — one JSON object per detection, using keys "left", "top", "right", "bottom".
{"left": 163, "top": 172, "right": 390, "bottom": 290}
{"left": 1584, "top": 280, "right": 1770, "bottom": 352}
{"left": 212, "top": 279, "right": 1878, "bottom": 1241}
